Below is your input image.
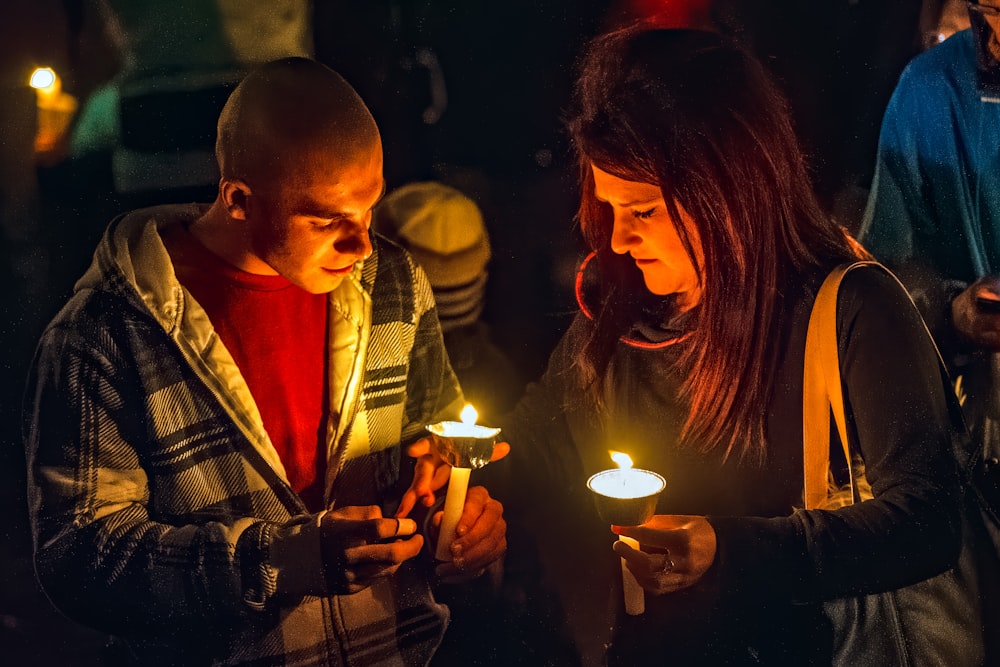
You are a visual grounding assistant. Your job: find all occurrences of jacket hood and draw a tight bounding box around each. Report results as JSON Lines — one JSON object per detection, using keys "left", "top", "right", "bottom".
{"left": 75, "top": 203, "right": 372, "bottom": 337}
{"left": 76, "top": 204, "right": 207, "bottom": 333}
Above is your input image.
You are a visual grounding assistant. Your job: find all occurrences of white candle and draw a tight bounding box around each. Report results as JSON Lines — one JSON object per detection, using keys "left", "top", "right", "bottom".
{"left": 619, "top": 535, "right": 645, "bottom": 615}
{"left": 435, "top": 466, "right": 471, "bottom": 561}
{"left": 586, "top": 452, "right": 666, "bottom": 617}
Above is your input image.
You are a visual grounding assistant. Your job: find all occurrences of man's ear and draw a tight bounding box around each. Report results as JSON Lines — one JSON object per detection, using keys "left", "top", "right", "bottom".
{"left": 220, "top": 179, "right": 251, "bottom": 221}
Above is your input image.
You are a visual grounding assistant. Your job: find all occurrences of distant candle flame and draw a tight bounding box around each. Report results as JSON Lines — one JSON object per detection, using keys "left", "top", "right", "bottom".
{"left": 460, "top": 403, "right": 478, "bottom": 425}
{"left": 29, "top": 67, "right": 57, "bottom": 91}
{"left": 610, "top": 451, "right": 633, "bottom": 469}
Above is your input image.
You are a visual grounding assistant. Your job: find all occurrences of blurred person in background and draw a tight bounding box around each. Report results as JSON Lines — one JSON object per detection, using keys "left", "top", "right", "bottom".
{"left": 920, "top": 0, "right": 972, "bottom": 50}
{"left": 858, "top": 0, "right": 1000, "bottom": 508}
{"left": 373, "top": 181, "right": 525, "bottom": 425}
{"left": 68, "top": 0, "right": 313, "bottom": 207}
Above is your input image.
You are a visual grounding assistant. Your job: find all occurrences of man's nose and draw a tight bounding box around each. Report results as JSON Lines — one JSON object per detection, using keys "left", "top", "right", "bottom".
{"left": 335, "top": 220, "right": 373, "bottom": 260}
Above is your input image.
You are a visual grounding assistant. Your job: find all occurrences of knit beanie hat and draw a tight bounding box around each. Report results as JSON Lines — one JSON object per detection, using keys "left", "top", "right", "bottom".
{"left": 373, "top": 181, "right": 491, "bottom": 331}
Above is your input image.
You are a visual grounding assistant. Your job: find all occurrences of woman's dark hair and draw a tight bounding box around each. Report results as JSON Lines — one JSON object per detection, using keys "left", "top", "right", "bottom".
{"left": 567, "top": 26, "right": 867, "bottom": 463}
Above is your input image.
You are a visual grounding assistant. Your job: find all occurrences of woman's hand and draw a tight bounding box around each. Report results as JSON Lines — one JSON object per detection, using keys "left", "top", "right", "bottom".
{"left": 612, "top": 515, "right": 717, "bottom": 595}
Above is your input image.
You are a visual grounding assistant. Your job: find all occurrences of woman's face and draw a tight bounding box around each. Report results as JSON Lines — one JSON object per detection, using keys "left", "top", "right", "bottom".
{"left": 591, "top": 163, "right": 703, "bottom": 310}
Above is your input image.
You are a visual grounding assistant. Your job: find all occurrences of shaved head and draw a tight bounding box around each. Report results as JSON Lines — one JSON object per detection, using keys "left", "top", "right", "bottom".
{"left": 216, "top": 57, "right": 381, "bottom": 185}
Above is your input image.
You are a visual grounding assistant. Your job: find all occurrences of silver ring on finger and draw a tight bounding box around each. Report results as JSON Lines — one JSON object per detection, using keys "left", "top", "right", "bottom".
{"left": 658, "top": 555, "right": 675, "bottom": 575}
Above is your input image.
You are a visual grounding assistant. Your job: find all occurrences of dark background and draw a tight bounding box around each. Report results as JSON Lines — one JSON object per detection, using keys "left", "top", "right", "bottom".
{"left": 0, "top": 0, "right": 944, "bottom": 663}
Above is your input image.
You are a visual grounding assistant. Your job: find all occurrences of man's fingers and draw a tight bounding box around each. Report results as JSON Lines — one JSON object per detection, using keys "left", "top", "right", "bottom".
{"left": 328, "top": 504, "right": 383, "bottom": 522}
{"left": 343, "top": 562, "right": 398, "bottom": 585}
{"left": 322, "top": 512, "right": 416, "bottom": 546}
{"left": 346, "top": 534, "right": 424, "bottom": 566}
{"left": 373, "top": 517, "right": 417, "bottom": 541}
{"left": 490, "top": 441, "right": 511, "bottom": 462}
{"left": 396, "top": 490, "right": 417, "bottom": 519}
{"left": 406, "top": 440, "right": 431, "bottom": 457}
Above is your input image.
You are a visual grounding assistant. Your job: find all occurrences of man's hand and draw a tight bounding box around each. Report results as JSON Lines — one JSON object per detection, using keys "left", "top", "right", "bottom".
{"left": 612, "top": 515, "right": 717, "bottom": 595}
{"left": 320, "top": 505, "right": 423, "bottom": 594}
{"left": 432, "top": 485, "right": 507, "bottom": 579}
{"left": 953, "top": 277, "right": 1000, "bottom": 350}
{"left": 396, "top": 435, "right": 510, "bottom": 517}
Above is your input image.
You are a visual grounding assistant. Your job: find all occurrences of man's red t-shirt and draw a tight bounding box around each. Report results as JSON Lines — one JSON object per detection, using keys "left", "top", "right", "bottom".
{"left": 163, "top": 224, "right": 329, "bottom": 510}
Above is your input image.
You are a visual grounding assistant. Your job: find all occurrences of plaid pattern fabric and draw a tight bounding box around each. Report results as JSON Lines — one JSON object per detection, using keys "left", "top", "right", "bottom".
{"left": 23, "top": 206, "right": 464, "bottom": 665}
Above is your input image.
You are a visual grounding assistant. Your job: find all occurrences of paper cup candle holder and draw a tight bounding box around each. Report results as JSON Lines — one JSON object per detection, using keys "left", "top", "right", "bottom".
{"left": 587, "top": 452, "right": 666, "bottom": 615}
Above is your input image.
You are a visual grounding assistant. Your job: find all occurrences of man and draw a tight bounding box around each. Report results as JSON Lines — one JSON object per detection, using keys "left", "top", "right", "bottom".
{"left": 23, "top": 57, "right": 506, "bottom": 665}
{"left": 858, "top": 1, "right": 1000, "bottom": 476}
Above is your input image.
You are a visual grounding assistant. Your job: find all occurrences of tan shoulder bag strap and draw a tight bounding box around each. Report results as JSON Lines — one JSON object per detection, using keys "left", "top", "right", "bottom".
{"left": 803, "top": 261, "right": 878, "bottom": 510}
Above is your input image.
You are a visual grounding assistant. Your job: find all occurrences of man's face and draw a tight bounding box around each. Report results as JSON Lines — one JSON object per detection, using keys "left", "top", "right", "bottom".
{"left": 244, "top": 141, "right": 384, "bottom": 294}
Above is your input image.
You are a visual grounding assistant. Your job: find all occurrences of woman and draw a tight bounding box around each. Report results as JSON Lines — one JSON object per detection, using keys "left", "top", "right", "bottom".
{"left": 489, "top": 26, "right": 969, "bottom": 665}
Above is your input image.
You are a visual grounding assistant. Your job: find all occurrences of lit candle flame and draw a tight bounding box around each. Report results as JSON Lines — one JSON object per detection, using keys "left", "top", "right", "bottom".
{"left": 610, "top": 451, "right": 633, "bottom": 469}
{"left": 29, "top": 67, "right": 57, "bottom": 91}
{"left": 460, "top": 403, "right": 478, "bottom": 425}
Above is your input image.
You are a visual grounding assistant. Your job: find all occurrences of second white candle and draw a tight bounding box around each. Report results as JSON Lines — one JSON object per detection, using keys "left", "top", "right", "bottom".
{"left": 619, "top": 535, "right": 645, "bottom": 615}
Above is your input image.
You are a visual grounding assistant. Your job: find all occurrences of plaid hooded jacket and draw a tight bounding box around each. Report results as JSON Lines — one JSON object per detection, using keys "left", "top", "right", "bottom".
{"left": 23, "top": 204, "right": 466, "bottom": 666}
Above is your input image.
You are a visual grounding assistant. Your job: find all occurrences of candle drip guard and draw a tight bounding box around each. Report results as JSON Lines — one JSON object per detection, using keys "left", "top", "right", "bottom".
{"left": 424, "top": 422, "right": 501, "bottom": 469}
{"left": 587, "top": 469, "right": 666, "bottom": 526}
